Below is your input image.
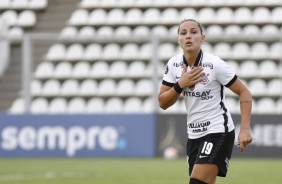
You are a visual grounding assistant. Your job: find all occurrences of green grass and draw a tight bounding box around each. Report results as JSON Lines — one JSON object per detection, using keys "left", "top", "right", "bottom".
{"left": 0, "top": 158, "right": 281, "bottom": 184}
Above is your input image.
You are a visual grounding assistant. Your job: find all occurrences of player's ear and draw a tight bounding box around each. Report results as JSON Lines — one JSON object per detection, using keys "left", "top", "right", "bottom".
{"left": 201, "top": 35, "right": 206, "bottom": 42}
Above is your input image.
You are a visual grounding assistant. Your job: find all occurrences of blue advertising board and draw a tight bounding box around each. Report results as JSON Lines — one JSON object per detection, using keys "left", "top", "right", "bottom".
{"left": 0, "top": 114, "right": 156, "bottom": 157}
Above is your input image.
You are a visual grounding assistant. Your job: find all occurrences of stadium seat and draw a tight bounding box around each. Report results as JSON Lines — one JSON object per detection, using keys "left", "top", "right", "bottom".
{"left": 142, "top": 97, "right": 154, "bottom": 113}
{"left": 17, "top": 10, "right": 36, "bottom": 27}
{"left": 46, "top": 44, "right": 66, "bottom": 61}
{"left": 267, "top": 79, "right": 282, "bottom": 96}
{"left": 234, "top": 7, "right": 252, "bottom": 23}
{"left": 79, "top": 79, "right": 97, "bottom": 96}
{"left": 100, "top": 0, "right": 117, "bottom": 7}
{"left": 256, "top": 97, "right": 277, "bottom": 114}
{"left": 90, "top": 61, "right": 109, "bottom": 78}
{"left": 128, "top": 61, "right": 147, "bottom": 77}
{"left": 31, "top": 80, "right": 42, "bottom": 96}
{"left": 143, "top": 8, "right": 161, "bottom": 24}
{"left": 60, "top": 79, "right": 79, "bottom": 96}
{"left": 271, "top": 7, "right": 282, "bottom": 23}
{"left": 206, "top": 25, "right": 224, "bottom": 36}
{"left": 209, "top": 0, "right": 227, "bottom": 6}
{"left": 59, "top": 26, "right": 77, "bottom": 39}
{"left": 118, "top": 0, "right": 135, "bottom": 6}
{"left": 179, "top": 8, "right": 197, "bottom": 20}
{"left": 213, "top": 42, "right": 232, "bottom": 59}
{"left": 0, "top": 0, "right": 10, "bottom": 9}
{"left": 253, "top": 7, "right": 271, "bottom": 23}
{"left": 227, "top": 60, "right": 240, "bottom": 75}
{"left": 68, "top": 9, "right": 89, "bottom": 25}
{"left": 107, "top": 9, "right": 125, "bottom": 24}
{"left": 42, "top": 79, "right": 61, "bottom": 96}
{"left": 191, "top": 0, "right": 209, "bottom": 6}
{"left": 198, "top": 8, "right": 216, "bottom": 23}
{"left": 9, "top": 98, "right": 25, "bottom": 114}
{"left": 201, "top": 43, "right": 213, "bottom": 54}
{"left": 251, "top": 42, "right": 269, "bottom": 59}
{"left": 239, "top": 60, "right": 259, "bottom": 78}
{"left": 232, "top": 42, "right": 250, "bottom": 59}
{"left": 104, "top": 97, "right": 123, "bottom": 113}
{"left": 161, "top": 8, "right": 179, "bottom": 24}
{"left": 67, "top": 97, "right": 86, "bottom": 114}
{"left": 78, "top": 26, "right": 95, "bottom": 38}
{"left": 65, "top": 44, "right": 84, "bottom": 61}
{"left": 258, "top": 60, "right": 277, "bottom": 77}
{"left": 1, "top": 10, "right": 17, "bottom": 26}
{"left": 30, "top": 98, "right": 49, "bottom": 114}
{"left": 225, "top": 97, "right": 240, "bottom": 114}
{"left": 146, "top": 62, "right": 166, "bottom": 77}
{"left": 261, "top": 25, "right": 280, "bottom": 35}
{"left": 29, "top": 0, "right": 48, "bottom": 10}
{"left": 224, "top": 25, "right": 241, "bottom": 36}
{"left": 80, "top": 0, "right": 99, "bottom": 7}
{"left": 139, "top": 43, "right": 152, "bottom": 59}
{"left": 168, "top": 25, "right": 178, "bottom": 37}
{"left": 132, "top": 26, "right": 150, "bottom": 37}
{"left": 49, "top": 97, "right": 68, "bottom": 114}
{"left": 216, "top": 7, "right": 233, "bottom": 23}
{"left": 135, "top": 79, "right": 153, "bottom": 96}
{"left": 83, "top": 43, "right": 103, "bottom": 60}
{"left": 54, "top": 62, "right": 72, "bottom": 79}
{"left": 86, "top": 97, "right": 104, "bottom": 113}
{"left": 158, "top": 43, "right": 175, "bottom": 59}
{"left": 121, "top": 43, "right": 139, "bottom": 59}
{"left": 125, "top": 8, "right": 142, "bottom": 24}
{"left": 88, "top": 9, "right": 107, "bottom": 25}
{"left": 244, "top": 0, "right": 263, "bottom": 5}
{"left": 97, "top": 79, "right": 116, "bottom": 96}
{"left": 151, "top": 25, "right": 168, "bottom": 37}
{"left": 116, "top": 79, "right": 135, "bottom": 96}
{"left": 115, "top": 26, "right": 131, "bottom": 37}
{"left": 102, "top": 43, "right": 120, "bottom": 59}
{"left": 8, "top": 27, "right": 24, "bottom": 41}
{"left": 72, "top": 62, "right": 90, "bottom": 78}
{"left": 136, "top": 0, "right": 153, "bottom": 6}
{"left": 11, "top": 0, "right": 28, "bottom": 9}
{"left": 154, "top": 0, "right": 171, "bottom": 6}
{"left": 270, "top": 42, "right": 282, "bottom": 59}
{"left": 172, "top": 0, "right": 187, "bottom": 6}
{"left": 109, "top": 61, "right": 127, "bottom": 78}
{"left": 277, "top": 98, "right": 282, "bottom": 113}
{"left": 34, "top": 62, "right": 54, "bottom": 78}
{"left": 243, "top": 25, "right": 260, "bottom": 36}
{"left": 248, "top": 79, "right": 267, "bottom": 96}
{"left": 124, "top": 97, "right": 142, "bottom": 113}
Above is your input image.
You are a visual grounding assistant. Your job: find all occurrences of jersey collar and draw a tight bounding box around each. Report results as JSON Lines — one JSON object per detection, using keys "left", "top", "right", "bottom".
{"left": 183, "top": 50, "right": 203, "bottom": 67}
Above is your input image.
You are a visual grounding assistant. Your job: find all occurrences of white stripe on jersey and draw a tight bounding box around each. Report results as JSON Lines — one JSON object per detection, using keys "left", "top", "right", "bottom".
{"left": 162, "top": 51, "right": 236, "bottom": 139}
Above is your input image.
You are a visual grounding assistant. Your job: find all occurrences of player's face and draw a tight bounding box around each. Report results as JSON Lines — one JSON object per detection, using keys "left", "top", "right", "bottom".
{"left": 177, "top": 21, "right": 205, "bottom": 52}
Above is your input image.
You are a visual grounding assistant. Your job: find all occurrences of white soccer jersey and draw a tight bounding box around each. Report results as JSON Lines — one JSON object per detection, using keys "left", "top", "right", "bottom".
{"left": 162, "top": 50, "right": 237, "bottom": 139}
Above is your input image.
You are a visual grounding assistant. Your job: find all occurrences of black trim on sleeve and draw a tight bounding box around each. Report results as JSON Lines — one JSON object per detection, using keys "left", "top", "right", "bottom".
{"left": 225, "top": 75, "right": 237, "bottom": 88}
{"left": 162, "top": 80, "right": 175, "bottom": 87}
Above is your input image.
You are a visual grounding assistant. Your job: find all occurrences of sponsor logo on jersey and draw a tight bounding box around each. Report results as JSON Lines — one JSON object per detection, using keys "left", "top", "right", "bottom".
{"left": 183, "top": 90, "right": 213, "bottom": 100}
{"left": 173, "top": 62, "right": 184, "bottom": 68}
{"left": 202, "top": 62, "right": 213, "bottom": 69}
{"left": 189, "top": 121, "right": 210, "bottom": 133}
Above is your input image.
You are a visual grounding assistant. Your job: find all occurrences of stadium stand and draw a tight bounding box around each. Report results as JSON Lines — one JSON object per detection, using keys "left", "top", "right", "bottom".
{"left": 1, "top": 0, "right": 282, "bottom": 114}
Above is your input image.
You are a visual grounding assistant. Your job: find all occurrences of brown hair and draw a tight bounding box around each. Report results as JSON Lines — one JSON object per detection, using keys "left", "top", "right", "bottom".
{"left": 177, "top": 19, "right": 204, "bottom": 35}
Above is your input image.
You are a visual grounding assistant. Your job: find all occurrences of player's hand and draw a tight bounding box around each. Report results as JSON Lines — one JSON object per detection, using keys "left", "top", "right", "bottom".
{"left": 237, "top": 128, "right": 253, "bottom": 153}
{"left": 178, "top": 65, "right": 205, "bottom": 88}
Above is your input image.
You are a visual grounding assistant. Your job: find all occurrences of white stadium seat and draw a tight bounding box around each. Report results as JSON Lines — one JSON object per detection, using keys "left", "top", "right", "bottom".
{"left": 251, "top": 42, "right": 269, "bottom": 59}
{"left": 46, "top": 44, "right": 66, "bottom": 61}
{"left": 59, "top": 27, "right": 78, "bottom": 39}
{"left": 135, "top": 79, "right": 153, "bottom": 96}
{"left": 49, "top": 98, "right": 67, "bottom": 114}
{"left": 29, "top": 0, "right": 48, "bottom": 10}
{"left": 243, "top": 25, "right": 260, "bottom": 36}
{"left": 143, "top": 8, "right": 161, "bottom": 24}
{"left": 72, "top": 62, "right": 90, "bottom": 78}
{"left": 79, "top": 79, "right": 97, "bottom": 96}
{"left": 142, "top": 97, "right": 154, "bottom": 113}
{"left": 206, "top": 25, "right": 224, "bottom": 36}
{"left": 271, "top": 7, "right": 282, "bottom": 23}
{"left": 161, "top": 8, "right": 179, "bottom": 24}
{"left": 9, "top": 98, "right": 24, "bottom": 114}
{"left": 68, "top": 9, "right": 88, "bottom": 25}
{"left": 151, "top": 25, "right": 168, "bottom": 37}
{"left": 213, "top": 42, "right": 232, "bottom": 59}
{"left": 198, "top": 8, "right": 216, "bottom": 23}
{"left": 158, "top": 43, "right": 175, "bottom": 59}
{"left": 86, "top": 97, "right": 105, "bottom": 113}
{"left": 42, "top": 80, "right": 61, "bottom": 96}
{"left": 107, "top": 9, "right": 124, "bottom": 24}
{"left": 8, "top": 27, "right": 24, "bottom": 41}
{"left": 124, "top": 97, "right": 142, "bottom": 113}
{"left": 83, "top": 43, "right": 103, "bottom": 60}
{"left": 267, "top": 79, "right": 282, "bottom": 96}
{"left": 239, "top": 60, "right": 259, "bottom": 78}
{"left": 128, "top": 61, "right": 147, "bottom": 77}
{"left": 248, "top": 79, "right": 267, "bottom": 96}
{"left": 109, "top": 61, "right": 127, "bottom": 78}
{"left": 31, "top": 80, "right": 42, "bottom": 96}
{"left": 97, "top": 79, "right": 116, "bottom": 96}
{"left": 115, "top": 26, "right": 131, "bottom": 37}
{"left": 232, "top": 42, "right": 250, "bottom": 59}
{"left": 132, "top": 26, "right": 150, "bottom": 37}
{"left": 261, "top": 25, "right": 280, "bottom": 35}
{"left": 88, "top": 9, "right": 107, "bottom": 25}
{"left": 256, "top": 98, "right": 277, "bottom": 114}
{"left": 65, "top": 44, "right": 84, "bottom": 61}
{"left": 179, "top": 8, "right": 197, "bottom": 20}
{"left": 253, "top": 7, "right": 271, "bottom": 23}
{"left": 34, "top": 62, "right": 54, "bottom": 78}
{"left": 116, "top": 79, "right": 135, "bottom": 96}
{"left": 104, "top": 97, "right": 123, "bottom": 113}
{"left": 121, "top": 43, "right": 139, "bottom": 59}
{"left": 12, "top": 0, "right": 28, "bottom": 9}
{"left": 216, "top": 7, "right": 233, "bottom": 23}
{"left": 54, "top": 62, "right": 72, "bottom": 79}
{"left": 102, "top": 43, "right": 120, "bottom": 59}
{"left": 17, "top": 10, "right": 36, "bottom": 27}
{"left": 60, "top": 79, "right": 79, "bottom": 96}
{"left": 234, "top": 7, "right": 252, "bottom": 23}
{"left": 258, "top": 60, "right": 277, "bottom": 77}
{"left": 224, "top": 25, "right": 241, "bottom": 36}
{"left": 125, "top": 8, "right": 142, "bottom": 24}
{"left": 225, "top": 97, "right": 240, "bottom": 114}
{"left": 67, "top": 97, "right": 86, "bottom": 114}
{"left": 1, "top": 10, "right": 18, "bottom": 26}
{"left": 270, "top": 42, "right": 282, "bottom": 59}
{"left": 139, "top": 43, "right": 152, "bottom": 59}
{"left": 31, "top": 98, "right": 49, "bottom": 114}
{"left": 0, "top": 0, "right": 10, "bottom": 9}
{"left": 90, "top": 61, "right": 109, "bottom": 78}
{"left": 78, "top": 26, "right": 95, "bottom": 38}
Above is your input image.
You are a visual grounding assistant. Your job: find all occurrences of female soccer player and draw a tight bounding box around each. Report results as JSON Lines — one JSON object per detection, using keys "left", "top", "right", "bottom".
{"left": 158, "top": 19, "right": 253, "bottom": 184}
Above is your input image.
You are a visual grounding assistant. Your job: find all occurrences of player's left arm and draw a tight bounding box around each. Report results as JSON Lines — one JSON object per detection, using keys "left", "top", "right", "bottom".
{"left": 229, "top": 78, "right": 253, "bottom": 153}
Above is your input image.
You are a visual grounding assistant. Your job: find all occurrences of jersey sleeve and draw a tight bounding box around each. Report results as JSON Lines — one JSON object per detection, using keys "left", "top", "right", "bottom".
{"left": 215, "top": 59, "right": 237, "bottom": 87}
{"left": 162, "top": 58, "right": 176, "bottom": 87}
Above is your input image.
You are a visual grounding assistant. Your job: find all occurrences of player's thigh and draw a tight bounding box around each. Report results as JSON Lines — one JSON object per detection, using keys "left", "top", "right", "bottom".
{"left": 191, "top": 164, "right": 218, "bottom": 183}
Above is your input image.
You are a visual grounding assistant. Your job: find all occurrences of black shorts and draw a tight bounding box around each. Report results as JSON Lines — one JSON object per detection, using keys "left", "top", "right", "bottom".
{"left": 186, "top": 130, "right": 235, "bottom": 177}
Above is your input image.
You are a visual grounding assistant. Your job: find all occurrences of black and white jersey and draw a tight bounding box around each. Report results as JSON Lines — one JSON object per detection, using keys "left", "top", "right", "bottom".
{"left": 162, "top": 50, "right": 237, "bottom": 139}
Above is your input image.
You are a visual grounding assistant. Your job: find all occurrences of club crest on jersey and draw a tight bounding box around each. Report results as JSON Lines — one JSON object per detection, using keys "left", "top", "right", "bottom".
{"left": 201, "top": 73, "right": 209, "bottom": 85}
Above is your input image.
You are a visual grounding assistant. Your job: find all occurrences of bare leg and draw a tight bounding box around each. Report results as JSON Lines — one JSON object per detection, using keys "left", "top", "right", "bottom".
{"left": 190, "top": 164, "right": 219, "bottom": 184}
